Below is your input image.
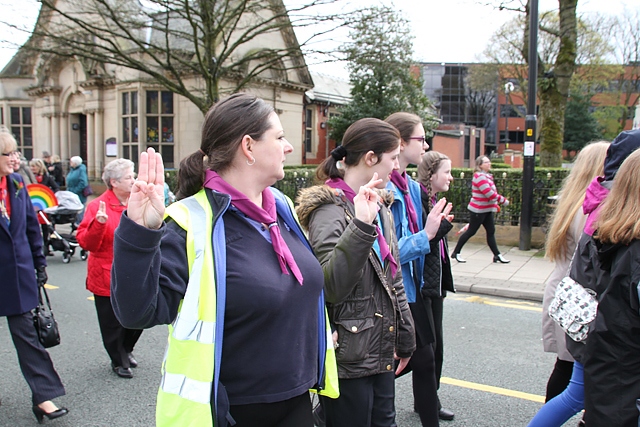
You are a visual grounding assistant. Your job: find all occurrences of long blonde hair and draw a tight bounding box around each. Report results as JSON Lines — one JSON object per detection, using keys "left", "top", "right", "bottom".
{"left": 596, "top": 149, "right": 640, "bottom": 245}
{"left": 545, "top": 141, "right": 609, "bottom": 261}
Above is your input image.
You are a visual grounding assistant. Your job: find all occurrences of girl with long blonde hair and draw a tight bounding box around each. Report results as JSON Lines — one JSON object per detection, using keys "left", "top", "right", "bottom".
{"left": 574, "top": 148, "right": 640, "bottom": 426}
{"left": 529, "top": 141, "right": 609, "bottom": 427}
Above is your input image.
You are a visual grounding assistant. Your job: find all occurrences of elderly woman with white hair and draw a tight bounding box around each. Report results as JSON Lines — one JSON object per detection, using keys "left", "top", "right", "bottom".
{"left": 76, "top": 159, "right": 143, "bottom": 378}
{"left": 65, "top": 156, "right": 89, "bottom": 225}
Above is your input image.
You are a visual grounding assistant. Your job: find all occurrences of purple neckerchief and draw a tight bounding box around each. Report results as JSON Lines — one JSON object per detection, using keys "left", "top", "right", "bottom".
{"left": 325, "top": 177, "right": 398, "bottom": 278}
{"left": 204, "top": 170, "right": 303, "bottom": 285}
{"left": 430, "top": 195, "right": 447, "bottom": 263}
{"left": 390, "top": 170, "right": 419, "bottom": 234}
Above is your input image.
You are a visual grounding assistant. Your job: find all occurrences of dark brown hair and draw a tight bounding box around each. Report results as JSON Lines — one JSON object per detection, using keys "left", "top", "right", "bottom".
{"left": 384, "top": 112, "right": 422, "bottom": 143}
{"left": 317, "top": 118, "right": 401, "bottom": 181}
{"left": 176, "top": 93, "right": 274, "bottom": 199}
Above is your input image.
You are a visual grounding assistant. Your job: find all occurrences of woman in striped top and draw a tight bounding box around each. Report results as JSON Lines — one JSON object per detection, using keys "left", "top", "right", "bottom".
{"left": 450, "top": 155, "right": 510, "bottom": 263}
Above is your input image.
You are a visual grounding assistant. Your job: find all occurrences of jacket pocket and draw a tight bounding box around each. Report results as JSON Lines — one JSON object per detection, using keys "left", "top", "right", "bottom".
{"left": 334, "top": 318, "right": 375, "bottom": 363}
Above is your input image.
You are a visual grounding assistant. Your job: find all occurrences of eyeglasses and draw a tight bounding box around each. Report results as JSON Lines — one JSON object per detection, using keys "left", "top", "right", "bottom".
{"left": 408, "top": 136, "right": 427, "bottom": 143}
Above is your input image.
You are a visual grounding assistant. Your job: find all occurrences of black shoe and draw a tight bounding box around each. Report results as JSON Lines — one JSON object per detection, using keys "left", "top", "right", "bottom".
{"left": 111, "top": 363, "right": 133, "bottom": 378}
{"left": 127, "top": 353, "right": 138, "bottom": 368}
{"left": 439, "top": 407, "right": 454, "bottom": 421}
{"left": 493, "top": 254, "right": 511, "bottom": 263}
{"left": 32, "top": 405, "right": 69, "bottom": 424}
{"left": 452, "top": 253, "right": 466, "bottom": 263}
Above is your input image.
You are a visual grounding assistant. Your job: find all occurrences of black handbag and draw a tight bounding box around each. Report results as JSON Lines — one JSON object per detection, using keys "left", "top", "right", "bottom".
{"left": 33, "top": 285, "right": 61, "bottom": 348}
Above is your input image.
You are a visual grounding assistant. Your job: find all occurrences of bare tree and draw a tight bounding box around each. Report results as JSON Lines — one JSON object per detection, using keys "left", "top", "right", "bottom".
{"left": 1, "top": 0, "right": 365, "bottom": 113}
{"left": 606, "top": 9, "right": 640, "bottom": 133}
{"left": 465, "top": 63, "right": 499, "bottom": 130}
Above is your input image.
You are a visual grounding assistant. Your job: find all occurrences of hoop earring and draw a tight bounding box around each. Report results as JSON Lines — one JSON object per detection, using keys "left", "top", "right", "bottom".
{"left": 246, "top": 157, "right": 256, "bottom": 166}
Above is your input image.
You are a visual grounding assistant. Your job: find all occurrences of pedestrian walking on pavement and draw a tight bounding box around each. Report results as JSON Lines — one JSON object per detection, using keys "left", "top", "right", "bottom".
{"left": 450, "top": 155, "right": 510, "bottom": 264}
{"left": 111, "top": 93, "right": 338, "bottom": 427}
{"left": 297, "top": 118, "right": 421, "bottom": 427}
{"left": 417, "top": 150, "right": 457, "bottom": 424}
{"left": 0, "top": 131, "right": 68, "bottom": 423}
{"left": 527, "top": 141, "right": 609, "bottom": 427}
{"left": 385, "top": 111, "right": 455, "bottom": 425}
{"left": 76, "top": 158, "right": 143, "bottom": 379}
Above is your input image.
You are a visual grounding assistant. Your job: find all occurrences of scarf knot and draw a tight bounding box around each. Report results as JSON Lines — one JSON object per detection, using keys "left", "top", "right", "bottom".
{"left": 390, "top": 170, "right": 419, "bottom": 234}
{"left": 325, "top": 178, "right": 398, "bottom": 278}
{"left": 204, "top": 170, "right": 303, "bottom": 285}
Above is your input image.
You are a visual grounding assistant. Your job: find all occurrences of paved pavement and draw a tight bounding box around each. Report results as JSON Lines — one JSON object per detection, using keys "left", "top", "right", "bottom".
{"left": 449, "top": 240, "right": 552, "bottom": 302}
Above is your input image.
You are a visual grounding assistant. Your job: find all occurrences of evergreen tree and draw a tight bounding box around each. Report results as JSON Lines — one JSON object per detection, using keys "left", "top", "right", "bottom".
{"left": 329, "top": 6, "right": 438, "bottom": 142}
{"left": 563, "top": 92, "right": 602, "bottom": 152}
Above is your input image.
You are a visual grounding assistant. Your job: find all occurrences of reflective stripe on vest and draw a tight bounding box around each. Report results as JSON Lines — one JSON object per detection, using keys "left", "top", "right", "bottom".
{"left": 157, "top": 191, "right": 221, "bottom": 427}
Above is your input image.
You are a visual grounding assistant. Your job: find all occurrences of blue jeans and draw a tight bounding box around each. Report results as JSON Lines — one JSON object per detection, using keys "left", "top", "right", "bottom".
{"left": 528, "top": 362, "right": 584, "bottom": 427}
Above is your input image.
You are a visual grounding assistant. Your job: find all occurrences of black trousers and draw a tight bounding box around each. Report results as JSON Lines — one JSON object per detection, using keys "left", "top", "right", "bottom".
{"left": 7, "top": 311, "right": 65, "bottom": 405}
{"left": 430, "top": 296, "right": 444, "bottom": 389}
{"left": 230, "top": 392, "right": 313, "bottom": 427}
{"left": 545, "top": 358, "right": 574, "bottom": 402}
{"left": 320, "top": 372, "right": 396, "bottom": 427}
{"left": 410, "top": 343, "right": 439, "bottom": 426}
{"left": 94, "top": 295, "right": 143, "bottom": 368}
{"left": 452, "top": 211, "right": 500, "bottom": 256}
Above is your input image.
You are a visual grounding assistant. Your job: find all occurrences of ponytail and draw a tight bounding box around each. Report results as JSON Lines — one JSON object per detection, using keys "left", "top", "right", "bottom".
{"left": 176, "top": 150, "right": 207, "bottom": 200}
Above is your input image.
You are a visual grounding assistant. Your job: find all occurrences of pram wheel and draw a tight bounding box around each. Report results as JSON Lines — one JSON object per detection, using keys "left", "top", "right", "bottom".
{"left": 80, "top": 250, "right": 88, "bottom": 261}
{"left": 62, "top": 252, "right": 72, "bottom": 263}
{"left": 69, "top": 247, "right": 76, "bottom": 256}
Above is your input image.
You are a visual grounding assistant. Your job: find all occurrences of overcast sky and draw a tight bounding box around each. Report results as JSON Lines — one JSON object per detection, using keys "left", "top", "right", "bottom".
{"left": 0, "top": 0, "right": 635, "bottom": 79}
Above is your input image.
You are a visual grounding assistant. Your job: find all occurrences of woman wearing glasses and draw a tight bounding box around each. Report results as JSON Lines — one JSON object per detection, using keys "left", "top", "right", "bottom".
{"left": 385, "top": 112, "right": 455, "bottom": 425}
{"left": 0, "top": 132, "right": 68, "bottom": 423}
{"left": 450, "top": 155, "right": 510, "bottom": 264}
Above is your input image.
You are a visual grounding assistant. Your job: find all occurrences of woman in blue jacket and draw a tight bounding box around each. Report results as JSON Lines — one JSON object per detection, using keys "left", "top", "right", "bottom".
{"left": 0, "top": 131, "right": 68, "bottom": 423}
{"left": 385, "top": 112, "right": 454, "bottom": 425}
{"left": 65, "top": 156, "right": 88, "bottom": 225}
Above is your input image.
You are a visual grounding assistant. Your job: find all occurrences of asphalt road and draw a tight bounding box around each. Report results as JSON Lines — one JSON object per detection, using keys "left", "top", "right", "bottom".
{"left": 1, "top": 251, "right": 581, "bottom": 426}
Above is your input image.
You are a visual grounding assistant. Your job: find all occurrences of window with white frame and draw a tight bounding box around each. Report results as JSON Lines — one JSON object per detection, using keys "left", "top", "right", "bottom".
{"left": 304, "top": 106, "right": 314, "bottom": 153}
{"left": 146, "top": 90, "right": 174, "bottom": 168}
{"left": 122, "top": 91, "right": 139, "bottom": 164}
{"left": 10, "top": 106, "right": 32, "bottom": 160}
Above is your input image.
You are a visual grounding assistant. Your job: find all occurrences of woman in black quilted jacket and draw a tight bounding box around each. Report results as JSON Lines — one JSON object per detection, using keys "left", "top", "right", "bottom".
{"left": 417, "top": 151, "right": 456, "bottom": 426}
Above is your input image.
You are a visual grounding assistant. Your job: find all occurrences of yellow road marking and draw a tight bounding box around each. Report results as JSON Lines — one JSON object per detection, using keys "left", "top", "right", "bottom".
{"left": 87, "top": 296, "right": 94, "bottom": 301}
{"left": 44, "top": 284, "right": 58, "bottom": 289}
{"left": 451, "top": 295, "right": 542, "bottom": 312}
{"left": 441, "top": 377, "right": 545, "bottom": 403}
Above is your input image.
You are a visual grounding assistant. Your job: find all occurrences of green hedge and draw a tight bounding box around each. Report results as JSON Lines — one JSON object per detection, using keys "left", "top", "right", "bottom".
{"left": 167, "top": 166, "right": 570, "bottom": 227}
{"left": 274, "top": 167, "right": 570, "bottom": 227}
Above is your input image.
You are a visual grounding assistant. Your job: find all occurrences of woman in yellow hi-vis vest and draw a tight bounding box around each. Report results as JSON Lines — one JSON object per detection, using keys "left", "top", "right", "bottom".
{"left": 111, "top": 93, "right": 338, "bottom": 427}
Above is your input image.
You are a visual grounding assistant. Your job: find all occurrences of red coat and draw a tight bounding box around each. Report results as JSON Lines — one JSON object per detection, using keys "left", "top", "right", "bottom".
{"left": 76, "top": 190, "right": 126, "bottom": 296}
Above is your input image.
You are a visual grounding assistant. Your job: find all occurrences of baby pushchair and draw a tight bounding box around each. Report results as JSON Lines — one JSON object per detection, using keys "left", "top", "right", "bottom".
{"left": 40, "top": 191, "right": 87, "bottom": 263}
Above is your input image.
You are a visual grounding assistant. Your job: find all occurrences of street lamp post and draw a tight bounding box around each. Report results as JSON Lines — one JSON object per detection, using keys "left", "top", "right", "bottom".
{"left": 519, "top": 0, "right": 539, "bottom": 251}
{"left": 504, "top": 82, "right": 514, "bottom": 149}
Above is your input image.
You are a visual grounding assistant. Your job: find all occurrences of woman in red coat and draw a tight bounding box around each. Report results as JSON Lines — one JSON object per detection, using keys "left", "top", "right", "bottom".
{"left": 76, "top": 158, "right": 142, "bottom": 378}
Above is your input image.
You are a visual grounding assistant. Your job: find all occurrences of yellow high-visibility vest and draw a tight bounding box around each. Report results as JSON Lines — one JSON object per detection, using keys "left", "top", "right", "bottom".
{"left": 156, "top": 188, "right": 338, "bottom": 427}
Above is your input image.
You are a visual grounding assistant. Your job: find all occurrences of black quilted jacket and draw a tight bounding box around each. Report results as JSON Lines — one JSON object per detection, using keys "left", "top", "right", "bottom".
{"left": 420, "top": 192, "right": 455, "bottom": 298}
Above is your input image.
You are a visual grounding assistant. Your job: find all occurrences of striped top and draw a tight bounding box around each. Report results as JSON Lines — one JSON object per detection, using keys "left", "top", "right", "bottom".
{"left": 467, "top": 172, "right": 506, "bottom": 213}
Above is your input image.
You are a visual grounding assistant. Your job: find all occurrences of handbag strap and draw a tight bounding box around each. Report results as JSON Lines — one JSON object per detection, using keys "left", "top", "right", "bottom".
{"left": 38, "top": 285, "right": 53, "bottom": 310}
